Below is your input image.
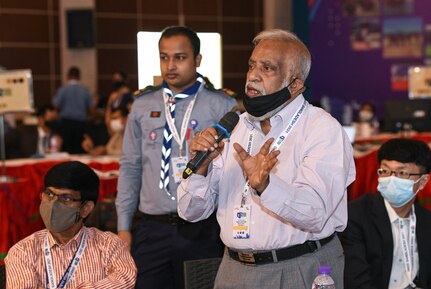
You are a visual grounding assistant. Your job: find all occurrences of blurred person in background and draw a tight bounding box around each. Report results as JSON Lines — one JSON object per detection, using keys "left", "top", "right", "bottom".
{"left": 105, "top": 71, "right": 132, "bottom": 134}
{"left": 5, "top": 104, "right": 62, "bottom": 158}
{"left": 53, "top": 66, "right": 93, "bottom": 154}
{"left": 82, "top": 107, "right": 128, "bottom": 156}
{"left": 354, "top": 101, "right": 379, "bottom": 138}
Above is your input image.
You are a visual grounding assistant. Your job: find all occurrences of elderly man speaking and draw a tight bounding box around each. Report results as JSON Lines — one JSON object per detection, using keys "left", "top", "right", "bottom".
{"left": 177, "top": 29, "right": 355, "bottom": 289}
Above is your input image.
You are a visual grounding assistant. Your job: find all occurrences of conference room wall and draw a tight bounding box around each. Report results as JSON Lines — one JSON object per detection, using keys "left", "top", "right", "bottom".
{"left": 0, "top": 0, "right": 61, "bottom": 108}
{"left": 0, "top": 0, "right": 264, "bottom": 108}
{"left": 95, "top": 0, "right": 264, "bottom": 102}
{"left": 309, "top": 0, "right": 431, "bottom": 122}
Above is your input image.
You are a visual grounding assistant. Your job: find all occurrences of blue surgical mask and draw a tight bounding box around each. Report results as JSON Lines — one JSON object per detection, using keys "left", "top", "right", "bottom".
{"left": 377, "top": 176, "right": 421, "bottom": 208}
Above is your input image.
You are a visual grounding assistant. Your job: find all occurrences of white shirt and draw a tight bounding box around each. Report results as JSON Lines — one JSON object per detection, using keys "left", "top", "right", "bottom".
{"left": 177, "top": 94, "right": 356, "bottom": 250}
{"left": 384, "top": 200, "right": 419, "bottom": 289}
{"left": 37, "top": 126, "right": 48, "bottom": 155}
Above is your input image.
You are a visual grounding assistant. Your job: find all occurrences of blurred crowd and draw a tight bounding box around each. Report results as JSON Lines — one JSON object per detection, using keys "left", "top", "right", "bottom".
{"left": 3, "top": 67, "right": 132, "bottom": 159}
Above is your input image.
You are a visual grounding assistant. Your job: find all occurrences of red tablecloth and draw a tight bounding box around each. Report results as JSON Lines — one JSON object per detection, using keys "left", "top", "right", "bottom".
{"left": 0, "top": 157, "right": 119, "bottom": 264}
{"left": 355, "top": 132, "right": 431, "bottom": 145}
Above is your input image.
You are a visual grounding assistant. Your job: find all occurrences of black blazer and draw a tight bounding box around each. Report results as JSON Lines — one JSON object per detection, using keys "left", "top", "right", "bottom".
{"left": 340, "top": 193, "right": 431, "bottom": 289}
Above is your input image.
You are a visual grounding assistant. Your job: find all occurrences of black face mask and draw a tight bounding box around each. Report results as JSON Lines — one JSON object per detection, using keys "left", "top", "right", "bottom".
{"left": 112, "top": 81, "right": 125, "bottom": 90}
{"left": 243, "top": 84, "right": 293, "bottom": 118}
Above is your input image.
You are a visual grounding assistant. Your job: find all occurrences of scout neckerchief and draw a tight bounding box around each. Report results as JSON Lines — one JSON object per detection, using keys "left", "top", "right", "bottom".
{"left": 159, "top": 74, "right": 204, "bottom": 200}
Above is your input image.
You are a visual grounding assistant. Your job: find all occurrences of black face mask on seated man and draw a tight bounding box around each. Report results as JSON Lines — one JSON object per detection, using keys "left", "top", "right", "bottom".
{"left": 243, "top": 78, "right": 297, "bottom": 118}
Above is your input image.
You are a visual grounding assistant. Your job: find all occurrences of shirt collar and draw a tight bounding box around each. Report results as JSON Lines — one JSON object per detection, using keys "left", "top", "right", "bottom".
{"left": 384, "top": 198, "right": 414, "bottom": 223}
{"left": 384, "top": 199, "right": 400, "bottom": 223}
{"left": 243, "top": 94, "right": 306, "bottom": 130}
{"left": 47, "top": 226, "right": 86, "bottom": 249}
{"left": 276, "top": 94, "right": 306, "bottom": 128}
{"left": 67, "top": 79, "right": 79, "bottom": 85}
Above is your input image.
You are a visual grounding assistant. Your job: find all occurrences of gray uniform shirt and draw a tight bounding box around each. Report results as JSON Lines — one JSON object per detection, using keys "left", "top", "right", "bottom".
{"left": 116, "top": 86, "right": 237, "bottom": 231}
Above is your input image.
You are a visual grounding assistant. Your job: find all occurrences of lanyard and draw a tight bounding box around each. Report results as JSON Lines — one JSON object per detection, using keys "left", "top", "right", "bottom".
{"left": 162, "top": 82, "right": 203, "bottom": 156}
{"left": 399, "top": 206, "right": 416, "bottom": 287}
{"left": 44, "top": 231, "right": 88, "bottom": 289}
{"left": 240, "top": 100, "right": 307, "bottom": 206}
{"left": 240, "top": 129, "right": 255, "bottom": 207}
{"left": 270, "top": 100, "right": 307, "bottom": 151}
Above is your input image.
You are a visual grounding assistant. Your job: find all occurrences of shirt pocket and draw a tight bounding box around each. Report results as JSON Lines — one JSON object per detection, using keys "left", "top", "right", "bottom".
{"left": 140, "top": 117, "right": 165, "bottom": 151}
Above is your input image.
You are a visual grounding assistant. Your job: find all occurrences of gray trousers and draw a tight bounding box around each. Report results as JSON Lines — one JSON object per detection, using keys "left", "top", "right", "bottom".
{"left": 214, "top": 235, "right": 344, "bottom": 289}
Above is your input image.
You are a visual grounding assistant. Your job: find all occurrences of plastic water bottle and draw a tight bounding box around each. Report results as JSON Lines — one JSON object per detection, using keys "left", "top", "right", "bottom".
{"left": 49, "top": 135, "right": 60, "bottom": 153}
{"left": 311, "top": 266, "right": 336, "bottom": 289}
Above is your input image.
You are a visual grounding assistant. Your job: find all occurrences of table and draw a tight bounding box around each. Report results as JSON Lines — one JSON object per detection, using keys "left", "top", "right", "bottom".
{"left": 354, "top": 131, "right": 431, "bottom": 145}
{"left": 0, "top": 155, "right": 119, "bottom": 264}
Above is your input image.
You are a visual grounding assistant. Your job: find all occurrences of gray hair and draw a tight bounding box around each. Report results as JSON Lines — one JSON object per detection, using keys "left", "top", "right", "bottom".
{"left": 253, "top": 29, "right": 311, "bottom": 81}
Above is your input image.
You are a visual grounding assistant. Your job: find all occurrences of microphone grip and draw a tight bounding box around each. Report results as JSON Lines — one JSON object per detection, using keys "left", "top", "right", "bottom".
{"left": 182, "top": 133, "right": 225, "bottom": 179}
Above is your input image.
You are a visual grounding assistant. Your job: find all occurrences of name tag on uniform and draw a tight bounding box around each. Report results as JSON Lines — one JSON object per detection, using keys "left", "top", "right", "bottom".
{"left": 233, "top": 205, "right": 251, "bottom": 239}
{"left": 171, "top": 156, "right": 188, "bottom": 184}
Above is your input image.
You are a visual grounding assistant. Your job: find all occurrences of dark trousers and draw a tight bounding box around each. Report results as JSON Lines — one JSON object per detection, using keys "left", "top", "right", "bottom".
{"left": 132, "top": 213, "right": 224, "bottom": 289}
{"left": 59, "top": 118, "right": 86, "bottom": 154}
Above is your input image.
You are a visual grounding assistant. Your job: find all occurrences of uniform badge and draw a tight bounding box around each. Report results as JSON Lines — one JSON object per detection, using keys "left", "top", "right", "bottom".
{"left": 149, "top": 131, "right": 157, "bottom": 140}
{"left": 150, "top": 111, "right": 161, "bottom": 118}
{"left": 190, "top": 119, "right": 199, "bottom": 129}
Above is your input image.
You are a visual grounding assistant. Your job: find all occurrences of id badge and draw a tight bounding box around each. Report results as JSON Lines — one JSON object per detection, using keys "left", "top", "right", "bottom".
{"left": 171, "top": 156, "right": 188, "bottom": 183}
{"left": 233, "top": 205, "right": 251, "bottom": 239}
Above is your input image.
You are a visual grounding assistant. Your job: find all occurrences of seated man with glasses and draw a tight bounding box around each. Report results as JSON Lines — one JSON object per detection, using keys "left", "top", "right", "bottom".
{"left": 340, "top": 138, "right": 431, "bottom": 289}
{"left": 5, "top": 161, "right": 137, "bottom": 289}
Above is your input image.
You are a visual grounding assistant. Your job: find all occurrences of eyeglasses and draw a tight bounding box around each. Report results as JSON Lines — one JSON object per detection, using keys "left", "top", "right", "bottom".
{"left": 376, "top": 168, "right": 425, "bottom": 179}
{"left": 40, "top": 188, "right": 82, "bottom": 205}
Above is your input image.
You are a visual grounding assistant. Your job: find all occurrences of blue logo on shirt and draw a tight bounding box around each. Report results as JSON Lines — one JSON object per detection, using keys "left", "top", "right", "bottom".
{"left": 237, "top": 212, "right": 246, "bottom": 218}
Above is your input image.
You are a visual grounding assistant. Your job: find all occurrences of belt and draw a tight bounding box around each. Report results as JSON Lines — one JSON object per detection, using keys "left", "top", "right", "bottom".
{"left": 142, "top": 213, "right": 190, "bottom": 226}
{"left": 227, "top": 234, "right": 336, "bottom": 265}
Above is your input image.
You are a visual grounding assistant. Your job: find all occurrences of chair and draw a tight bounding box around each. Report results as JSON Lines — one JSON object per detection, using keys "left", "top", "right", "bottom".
{"left": 0, "top": 264, "right": 6, "bottom": 289}
{"left": 85, "top": 196, "right": 117, "bottom": 233}
{"left": 184, "top": 257, "right": 222, "bottom": 289}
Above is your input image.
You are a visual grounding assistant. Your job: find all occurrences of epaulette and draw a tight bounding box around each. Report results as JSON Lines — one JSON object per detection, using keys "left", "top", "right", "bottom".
{"left": 219, "top": 88, "right": 238, "bottom": 98}
{"left": 204, "top": 82, "right": 216, "bottom": 91}
{"left": 133, "top": 85, "right": 162, "bottom": 99}
{"left": 230, "top": 105, "right": 241, "bottom": 113}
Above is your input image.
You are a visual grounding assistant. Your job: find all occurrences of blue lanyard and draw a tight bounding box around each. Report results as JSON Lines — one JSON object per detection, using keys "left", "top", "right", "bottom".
{"left": 44, "top": 231, "right": 88, "bottom": 288}
{"left": 240, "top": 100, "right": 307, "bottom": 206}
{"left": 399, "top": 207, "right": 416, "bottom": 287}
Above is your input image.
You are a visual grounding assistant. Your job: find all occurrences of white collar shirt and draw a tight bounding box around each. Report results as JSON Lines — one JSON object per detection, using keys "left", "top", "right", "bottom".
{"left": 37, "top": 126, "right": 48, "bottom": 155}
{"left": 178, "top": 94, "right": 356, "bottom": 250}
{"left": 384, "top": 199, "right": 419, "bottom": 289}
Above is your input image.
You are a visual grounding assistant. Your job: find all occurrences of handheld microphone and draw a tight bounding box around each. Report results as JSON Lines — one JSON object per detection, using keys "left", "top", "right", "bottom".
{"left": 182, "top": 112, "right": 239, "bottom": 179}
